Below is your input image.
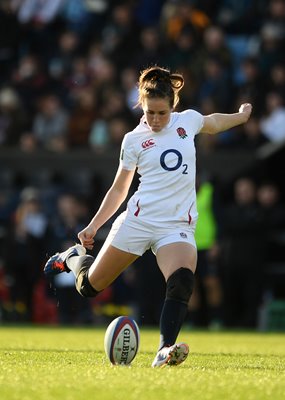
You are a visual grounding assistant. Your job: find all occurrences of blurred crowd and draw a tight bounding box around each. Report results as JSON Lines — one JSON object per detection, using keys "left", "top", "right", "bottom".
{"left": 0, "top": 0, "right": 285, "bottom": 329}
{"left": 1, "top": 0, "right": 285, "bottom": 151}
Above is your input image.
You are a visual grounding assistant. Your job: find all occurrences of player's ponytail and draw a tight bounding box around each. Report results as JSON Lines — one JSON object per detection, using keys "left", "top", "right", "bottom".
{"left": 138, "top": 66, "right": 184, "bottom": 108}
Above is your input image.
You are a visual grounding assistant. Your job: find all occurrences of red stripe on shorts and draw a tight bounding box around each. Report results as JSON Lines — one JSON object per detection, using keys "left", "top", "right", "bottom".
{"left": 134, "top": 200, "right": 140, "bottom": 217}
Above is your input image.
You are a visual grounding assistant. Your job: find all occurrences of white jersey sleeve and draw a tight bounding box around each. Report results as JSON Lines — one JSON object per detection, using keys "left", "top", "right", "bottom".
{"left": 119, "top": 133, "right": 138, "bottom": 171}
{"left": 180, "top": 109, "right": 204, "bottom": 135}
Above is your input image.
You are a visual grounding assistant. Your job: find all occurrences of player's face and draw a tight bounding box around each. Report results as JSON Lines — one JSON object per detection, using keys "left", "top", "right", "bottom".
{"left": 142, "top": 97, "right": 172, "bottom": 132}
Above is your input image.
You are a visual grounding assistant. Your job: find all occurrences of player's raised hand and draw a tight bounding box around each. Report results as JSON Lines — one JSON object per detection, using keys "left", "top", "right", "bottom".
{"left": 239, "top": 103, "right": 253, "bottom": 122}
{"left": 78, "top": 224, "right": 97, "bottom": 250}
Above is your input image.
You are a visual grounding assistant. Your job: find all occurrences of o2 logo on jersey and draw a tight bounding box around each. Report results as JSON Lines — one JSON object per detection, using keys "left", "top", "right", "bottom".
{"left": 142, "top": 139, "right": 155, "bottom": 149}
{"left": 160, "top": 149, "right": 188, "bottom": 174}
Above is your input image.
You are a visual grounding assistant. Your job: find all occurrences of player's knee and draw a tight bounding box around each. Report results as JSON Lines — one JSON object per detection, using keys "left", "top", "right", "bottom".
{"left": 166, "top": 267, "right": 194, "bottom": 304}
{"left": 75, "top": 255, "right": 100, "bottom": 298}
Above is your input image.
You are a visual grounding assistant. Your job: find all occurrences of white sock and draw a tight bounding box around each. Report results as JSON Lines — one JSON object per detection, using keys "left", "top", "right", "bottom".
{"left": 66, "top": 255, "right": 85, "bottom": 277}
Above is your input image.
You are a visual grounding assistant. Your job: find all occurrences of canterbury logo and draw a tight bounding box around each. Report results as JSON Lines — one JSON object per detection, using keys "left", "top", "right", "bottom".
{"left": 142, "top": 139, "right": 155, "bottom": 149}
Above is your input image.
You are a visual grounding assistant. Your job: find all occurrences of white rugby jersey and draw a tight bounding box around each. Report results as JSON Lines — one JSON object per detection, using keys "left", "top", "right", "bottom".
{"left": 120, "top": 109, "right": 204, "bottom": 227}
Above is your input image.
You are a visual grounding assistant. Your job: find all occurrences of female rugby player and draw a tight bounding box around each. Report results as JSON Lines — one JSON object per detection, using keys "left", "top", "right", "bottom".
{"left": 45, "top": 66, "right": 252, "bottom": 367}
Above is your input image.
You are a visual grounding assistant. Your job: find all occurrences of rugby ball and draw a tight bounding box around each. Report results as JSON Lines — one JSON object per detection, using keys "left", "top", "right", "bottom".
{"left": 104, "top": 316, "right": 140, "bottom": 365}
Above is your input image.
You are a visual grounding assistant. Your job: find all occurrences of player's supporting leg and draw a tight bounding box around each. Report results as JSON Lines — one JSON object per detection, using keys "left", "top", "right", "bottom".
{"left": 151, "top": 342, "right": 190, "bottom": 368}
{"left": 152, "top": 242, "right": 196, "bottom": 367}
{"left": 158, "top": 267, "right": 194, "bottom": 347}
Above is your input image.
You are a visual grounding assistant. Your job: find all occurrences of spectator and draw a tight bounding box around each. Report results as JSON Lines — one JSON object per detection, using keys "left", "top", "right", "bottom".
{"left": 19, "top": 131, "right": 38, "bottom": 153}
{"left": 0, "top": 1, "right": 21, "bottom": 83}
{"left": 267, "top": 63, "right": 285, "bottom": 101}
{"left": 61, "top": 0, "right": 108, "bottom": 38}
{"left": 214, "top": 112, "right": 269, "bottom": 150}
{"left": 256, "top": 21, "right": 285, "bottom": 77}
{"left": 67, "top": 88, "right": 97, "bottom": 148}
{"left": 262, "top": 0, "right": 285, "bottom": 41}
{"left": 91, "top": 57, "right": 117, "bottom": 94}
{"left": 49, "top": 30, "right": 80, "bottom": 74}
{"left": 47, "top": 30, "right": 80, "bottom": 102}
{"left": 216, "top": 0, "right": 265, "bottom": 34}
{"left": 192, "top": 25, "right": 233, "bottom": 86}
{"left": 48, "top": 193, "right": 90, "bottom": 252}
{"left": 32, "top": 93, "right": 69, "bottom": 151}
{"left": 89, "top": 115, "right": 132, "bottom": 154}
{"left": 120, "top": 67, "right": 140, "bottom": 116}
{"left": 99, "top": 88, "right": 136, "bottom": 123}
{"left": 161, "top": 0, "right": 210, "bottom": 42}
{"left": 189, "top": 176, "right": 223, "bottom": 329}
{"left": 134, "top": 251, "right": 165, "bottom": 326}
{"left": 13, "top": 0, "right": 64, "bottom": 24}
{"left": 257, "top": 180, "right": 285, "bottom": 243}
{"left": 165, "top": 25, "right": 198, "bottom": 71}
{"left": 89, "top": 118, "right": 109, "bottom": 152}
{"left": 12, "top": 0, "right": 65, "bottom": 64}
{"left": 235, "top": 116, "right": 269, "bottom": 150}
{"left": 107, "top": 116, "right": 132, "bottom": 152}
{"left": 134, "top": 0, "right": 166, "bottom": 27}
{"left": 101, "top": 3, "right": 140, "bottom": 70}
{"left": 197, "top": 55, "right": 232, "bottom": 111}
{"left": 133, "top": 26, "right": 166, "bottom": 70}
{"left": 220, "top": 177, "right": 265, "bottom": 328}
{"left": 64, "top": 56, "right": 93, "bottom": 101}
{"left": 257, "top": 181, "right": 285, "bottom": 299}
{"left": 0, "top": 87, "right": 30, "bottom": 146}
{"left": 235, "top": 57, "right": 266, "bottom": 116}
{"left": 260, "top": 91, "right": 285, "bottom": 142}
{"left": 12, "top": 54, "right": 49, "bottom": 114}
{"left": 47, "top": 192, "right": 93, "bottom": 324}
{"left": 195, "top": 96, "right": 220, "bottom": 152}
{"left": 3, "top": 187, "right": 49, "bottom": 321}
{"left": 87, "top": 41, "right": 108, "bottom": 80}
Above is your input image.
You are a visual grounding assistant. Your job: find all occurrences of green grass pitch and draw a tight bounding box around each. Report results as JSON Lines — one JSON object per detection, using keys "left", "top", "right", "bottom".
{"left": 0, "top": 326, "right": 284, "bottom": 400}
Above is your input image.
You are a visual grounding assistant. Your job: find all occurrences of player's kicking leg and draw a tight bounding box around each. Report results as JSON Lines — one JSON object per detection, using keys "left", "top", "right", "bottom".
{"left": 44, "top": 243, "right": 138, "bottom": 297}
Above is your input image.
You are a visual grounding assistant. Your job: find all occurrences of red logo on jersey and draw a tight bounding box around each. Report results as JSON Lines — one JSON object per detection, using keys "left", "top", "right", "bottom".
{"left": 177, "top": 127, "right": 187, "bottom": 139}
{"left": 142, "top": 138, "right": 155, "bottom": 149}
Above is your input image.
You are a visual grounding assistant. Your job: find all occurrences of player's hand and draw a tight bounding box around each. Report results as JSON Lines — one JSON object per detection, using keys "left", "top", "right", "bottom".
{"left": 78, "top": 224, "right": 97, "bottom": 250}
{"left": 239, "top": 103, "right": 252, "bottom": 122}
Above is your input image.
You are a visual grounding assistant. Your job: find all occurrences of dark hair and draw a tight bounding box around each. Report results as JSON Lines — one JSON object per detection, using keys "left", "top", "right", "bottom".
{"left": 137, "top": 66, "right": 184, "bottom": 109}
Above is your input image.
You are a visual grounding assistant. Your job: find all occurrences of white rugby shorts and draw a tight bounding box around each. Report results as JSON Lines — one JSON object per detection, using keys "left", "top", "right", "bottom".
{"left": 104, "top": 211, "right": 197, "bottom": 256}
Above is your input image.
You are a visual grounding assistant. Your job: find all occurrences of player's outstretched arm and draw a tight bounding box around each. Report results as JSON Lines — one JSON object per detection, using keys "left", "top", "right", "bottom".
{"left": 200, "top": 103, "right": 253, "bottom": 135}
